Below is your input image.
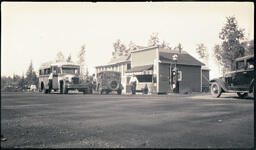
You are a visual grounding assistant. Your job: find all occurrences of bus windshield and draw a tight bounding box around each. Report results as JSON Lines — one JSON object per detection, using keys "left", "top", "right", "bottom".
{"left": 62, "top": 67, "right": 80, "bottom": 74}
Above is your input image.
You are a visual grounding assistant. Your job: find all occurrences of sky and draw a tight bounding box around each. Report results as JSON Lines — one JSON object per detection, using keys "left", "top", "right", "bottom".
{"left": 1, "top": 2, "right": 254, "bottom": 79}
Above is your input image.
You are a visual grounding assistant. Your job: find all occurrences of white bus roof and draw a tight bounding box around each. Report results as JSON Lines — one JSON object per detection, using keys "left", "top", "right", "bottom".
{"left": 39, "top": 61, "right": 80, "bottom": 70}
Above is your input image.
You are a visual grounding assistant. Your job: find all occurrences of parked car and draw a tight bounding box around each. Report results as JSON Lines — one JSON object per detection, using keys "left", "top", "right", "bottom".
{"left": 209, "top": 55, "right": 254, "bottom": 98}
{"left": 96, "top": 71, "right": 123, "bottom": 94}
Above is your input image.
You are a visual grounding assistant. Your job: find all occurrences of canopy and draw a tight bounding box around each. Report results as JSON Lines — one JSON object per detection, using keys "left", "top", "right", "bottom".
{"left": 125, "top": 65, "right": 153, "bottom": 75}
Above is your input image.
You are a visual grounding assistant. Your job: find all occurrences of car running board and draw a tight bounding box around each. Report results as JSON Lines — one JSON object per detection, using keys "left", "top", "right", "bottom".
{"left": 225, "top": 90, "right": 249, "bottom": 93}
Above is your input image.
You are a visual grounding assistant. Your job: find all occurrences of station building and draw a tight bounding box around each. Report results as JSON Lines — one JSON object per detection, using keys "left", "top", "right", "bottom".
{"left": 95, "top": 45, "right": 209, "bottom": 94}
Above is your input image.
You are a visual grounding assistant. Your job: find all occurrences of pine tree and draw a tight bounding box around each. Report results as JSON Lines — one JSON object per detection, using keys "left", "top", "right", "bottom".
{"left": 77, "top": 45, "right": 86, "bottom": 80}
{"left": 26, "top": 60, "right": 38, "bottom": 86}
{"left": 196, "top": 43, "right": 209, "bottom": 66}
{"left": 148, "top": 32, "right": 160, "bottom": 46}
{"left": 56, "top": 51, "right": 65, "bottom": 62}
{"left": 67, "top": 54, "right": 72, "bottom": 62}
{"left": 214, "top": 17, "right": 245, "bottom": 74}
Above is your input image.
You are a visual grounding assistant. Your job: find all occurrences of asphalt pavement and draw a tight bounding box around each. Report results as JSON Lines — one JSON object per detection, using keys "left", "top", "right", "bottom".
{"left": 1, "top": 92, "right": 254, "bottom": 148}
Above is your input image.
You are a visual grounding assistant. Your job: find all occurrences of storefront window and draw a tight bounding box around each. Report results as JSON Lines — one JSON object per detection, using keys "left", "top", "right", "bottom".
{"left": 136, "top": 75, "right": 152, "bottom": 82}
{"left": 127, "top": 64, "right": 131, "bottom": 70}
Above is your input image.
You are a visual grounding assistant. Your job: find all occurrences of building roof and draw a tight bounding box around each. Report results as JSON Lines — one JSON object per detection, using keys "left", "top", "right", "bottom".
{"left": 135, "top": 45, "right": 148, "bottom": 50}
{"left": 131, "top": 45, "right": 159, "bottom": 53}
{"left": 126, "top": 64, "right": 153, "bottom": 73}
{"left": 159, "top": 52, "right": 204, "bottom": 66}
{"left": 39, "top": 61, "right": 79, "bottom": 69}
{"left": 108, "top": 54, "right": 130, "bottom": 65}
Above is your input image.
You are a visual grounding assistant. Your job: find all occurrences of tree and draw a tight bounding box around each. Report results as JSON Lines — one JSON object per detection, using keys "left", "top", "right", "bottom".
{"left": 26, "top": 60, "right": 38, "bottom": 86}
{"left": 112, "top": 39, "right": 126, "bottom": 57}
{"left": 213, "top": 16, "right": 245, "bottom": 73}
{"left": 18, "top": 74, "right": 26, "bottom": 89}
{"left": 148, "top": 32, "right": 160, "bottom": 46}
{"left": 56, "top": 51, "right": 65, "bottom": 62}
{"left": 128, "top": 41, "right": 136, "bottom": 51}
{"left": 175, "top": 43, "right": 183, "bottom": 53}
{"left": 77, "top": 45, "right": 86, "bottom": 80}
{"left": 66, "top": 54, "right": 72, "bottom": 62}
{"left": 196, "top": 43, "right": 209, "bottom": 66}
{"left": 160, "top": 41, "right": 171, "bottom": 49}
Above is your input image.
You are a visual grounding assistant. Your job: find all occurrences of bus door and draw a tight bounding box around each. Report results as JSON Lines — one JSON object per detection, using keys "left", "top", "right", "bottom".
{"left": 52, "top": 66, "right": 59, "bottom": 89}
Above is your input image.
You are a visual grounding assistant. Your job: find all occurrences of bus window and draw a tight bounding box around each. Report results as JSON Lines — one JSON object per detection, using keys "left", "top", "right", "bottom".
{"left": 44, "top": 68, "right": 51, "bottom": 75}
{"left": 62, "top": 67, "right": 79, "bottom": 74}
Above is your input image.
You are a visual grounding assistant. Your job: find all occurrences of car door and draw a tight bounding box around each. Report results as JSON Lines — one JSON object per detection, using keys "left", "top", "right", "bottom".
{"left": 244, "top": 57, "right": 254, "bottom": 89}
{"left": 232, "top": 60, "right": 249, "bottom": 91}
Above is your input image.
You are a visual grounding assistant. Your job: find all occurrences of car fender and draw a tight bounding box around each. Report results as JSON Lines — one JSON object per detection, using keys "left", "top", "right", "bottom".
{"left": 209, "top": 78, "right": 228, "bottom": 92}
{"left": 249, "top": 79, "right": 254, "bottom": 92}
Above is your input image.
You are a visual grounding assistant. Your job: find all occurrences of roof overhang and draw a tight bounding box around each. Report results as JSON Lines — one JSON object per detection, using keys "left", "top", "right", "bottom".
{"left": 131, "top": 46, "right": 158, "bottom": 53}
{"left": 125, "top": 65, "right": 153, "bottom": 75}
{"left": 95, "top": 60, "right": 130, "bottom": 68}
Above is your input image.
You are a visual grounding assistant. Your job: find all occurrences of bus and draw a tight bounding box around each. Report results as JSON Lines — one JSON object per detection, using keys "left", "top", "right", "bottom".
{"left": 39, "top": 62, "right": 92, "bottom": 94}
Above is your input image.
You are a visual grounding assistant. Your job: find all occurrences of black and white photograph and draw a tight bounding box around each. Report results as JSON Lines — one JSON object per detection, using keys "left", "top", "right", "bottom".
{"left": 1, "top": 2, "right": 254, "bottom": 148}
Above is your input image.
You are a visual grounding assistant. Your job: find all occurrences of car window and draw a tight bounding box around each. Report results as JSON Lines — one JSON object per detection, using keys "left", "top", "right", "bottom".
{"left": 236, "top": 60, "right": 245, "bottom": 70}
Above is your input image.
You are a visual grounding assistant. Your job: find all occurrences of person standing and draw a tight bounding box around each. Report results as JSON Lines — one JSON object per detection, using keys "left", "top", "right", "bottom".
{"left": 129, "top": 74, "right": 138, "bottom": 95}
{"left": 48, "top": 72, "right": 53, "bottom": 91}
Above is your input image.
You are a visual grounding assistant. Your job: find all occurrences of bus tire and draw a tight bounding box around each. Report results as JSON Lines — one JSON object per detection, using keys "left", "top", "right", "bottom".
{"left": 60, "top": 81, "right": 64, "bottom": 94}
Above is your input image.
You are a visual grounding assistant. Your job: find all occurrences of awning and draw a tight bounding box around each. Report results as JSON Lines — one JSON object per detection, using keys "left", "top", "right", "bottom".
{"left": 125, "top": 65, "right": 153, "bottom": 75}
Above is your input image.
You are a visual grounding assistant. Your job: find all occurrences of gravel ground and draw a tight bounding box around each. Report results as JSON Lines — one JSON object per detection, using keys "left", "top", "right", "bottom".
{"left": 1, "top": 92, "right": 254, "bottom": 148}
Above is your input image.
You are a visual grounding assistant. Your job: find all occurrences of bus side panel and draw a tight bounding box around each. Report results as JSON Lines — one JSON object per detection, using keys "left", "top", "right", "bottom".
{"left": 52, "top": 76, "right": 58, "bottom": 90}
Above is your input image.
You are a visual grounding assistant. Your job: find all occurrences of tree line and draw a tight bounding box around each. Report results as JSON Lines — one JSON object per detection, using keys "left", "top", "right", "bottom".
{"left": 112, "top": 32, "right": 184, "bottom": 59}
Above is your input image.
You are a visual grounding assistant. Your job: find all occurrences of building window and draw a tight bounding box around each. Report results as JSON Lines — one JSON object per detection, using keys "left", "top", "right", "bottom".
{"left": 136, "top": 75, "right": 152, "bottom": 82}
{"left": 127, "top": 64, "right": 131, "bottom": 70}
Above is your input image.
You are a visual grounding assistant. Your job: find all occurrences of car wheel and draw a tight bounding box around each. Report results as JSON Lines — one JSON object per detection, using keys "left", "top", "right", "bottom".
{"left": 60, "top": 81, "right": 63, "bottom": 94}
{"left": 211, "top": 82, "right": 222, "bottom": 98}
{"left": 237, "top": 92, "right": 248, "bottom": 98}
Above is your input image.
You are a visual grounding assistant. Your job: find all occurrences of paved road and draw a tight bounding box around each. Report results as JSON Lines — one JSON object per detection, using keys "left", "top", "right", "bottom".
{"left": 1, "top": 92, "right": 254, "bottom": 148}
